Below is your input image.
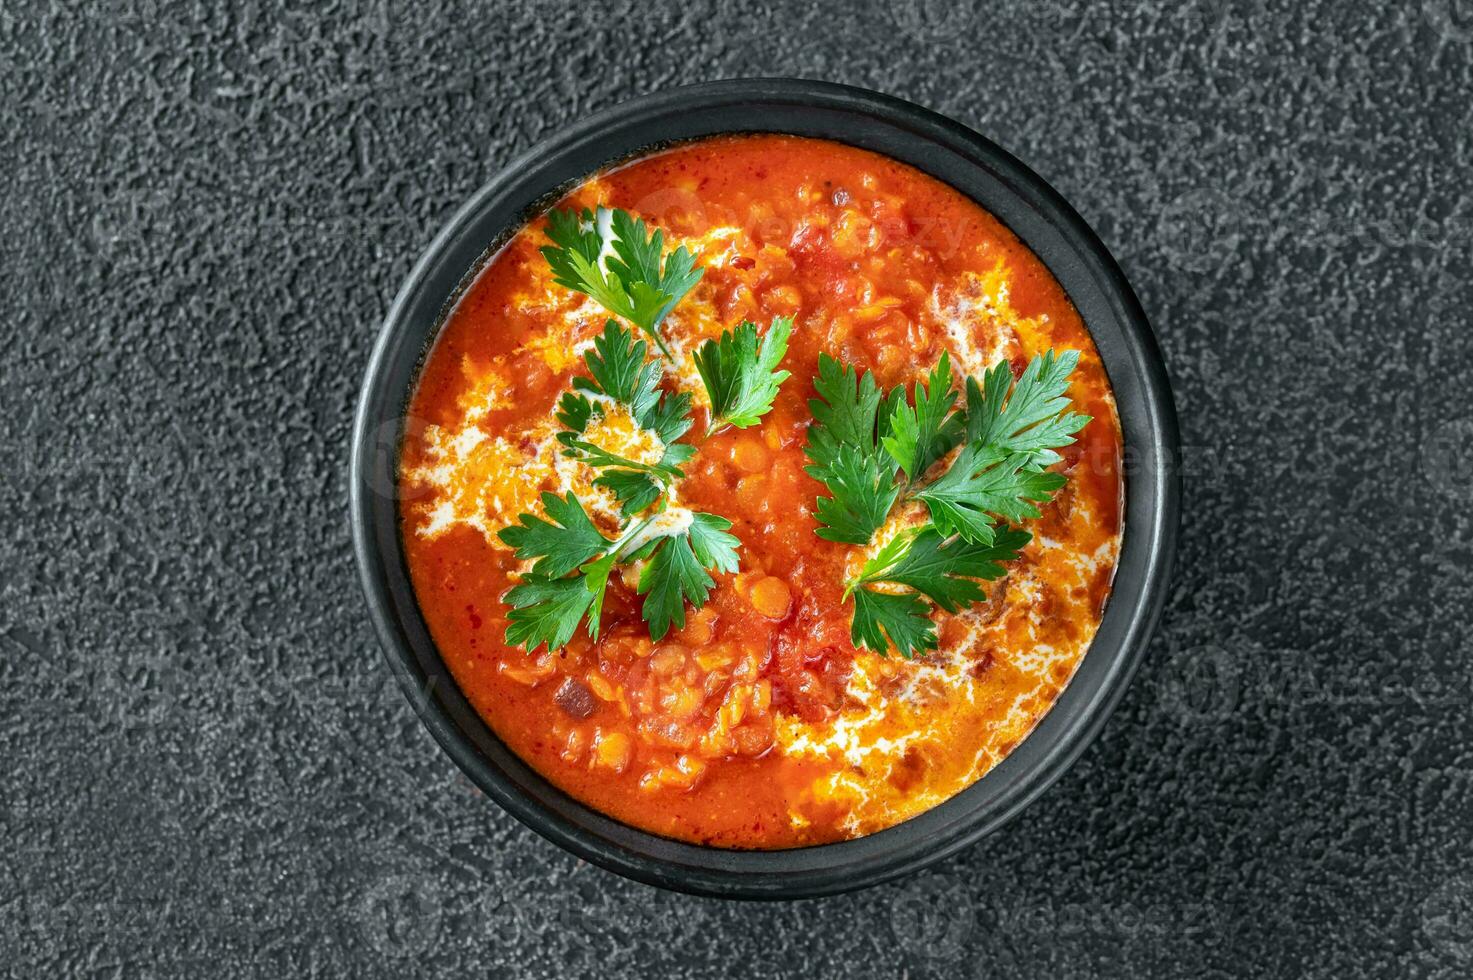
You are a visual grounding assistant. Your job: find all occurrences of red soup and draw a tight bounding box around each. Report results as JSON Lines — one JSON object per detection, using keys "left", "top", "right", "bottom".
{"left": 399, "top": 134, "right": 1122, "bottom": 848}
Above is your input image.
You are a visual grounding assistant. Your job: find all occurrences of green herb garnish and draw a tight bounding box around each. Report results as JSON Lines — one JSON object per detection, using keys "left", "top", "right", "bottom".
{"left": 499, "top": 491, "right": 611, "bottom": 580}
{"left": 805, "top": 350, "right": 1089, "bottom": 657}
{"left": 844, "top": 525, "right": 1031, "bottom": 653}
{"left": 693, "top": 316, "right": 793, "bottom": 437}
{"left": 499, "top": 319, "right": 740, "bottom": 651}
{"left": 636, "top": 513, "right": 742, "bottom": 641}
{"left": 803, "top": 355, "right": 907, "bottom": 545}
{"left": 554, "top": 320, "right": 695, "bottom": 517}
{"left": 501, "top": 502, "right": 741, "bottom": 651}
{"left": 500, "top": 208, "right": 793, "bottom": 653}
{"left": 541, "top": 206, "right": 704, "bottom": 359}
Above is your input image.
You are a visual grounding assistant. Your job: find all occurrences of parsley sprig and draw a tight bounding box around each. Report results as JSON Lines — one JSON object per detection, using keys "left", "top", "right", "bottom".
{"left": 541, "top": 207, "right": 704, "bottom": 359}
{"left": 845, "top": 525, "right": 1031, "bottom": 654}
{"left": 693, "top": 316, "right": 793, "bottom": 437}
{"left": 501, "top": 499, "right": 740, "bottom": 650}
{"left": 500, "top": 319, "right": 743, "bottom": 650}
{"left": 636, "top": 512, "right": 741, "bottom": 641}
{"left": 805, "top": 349, "right": 1090, "bottom": 657}
{"left": 803, "top": 355, "right": 906, "bottom": 545}
{"left": 554, "top": 320, "right": 696, "bottom": 516}
{"left": 499, "top": 207, "right": 791, "bottom": 652}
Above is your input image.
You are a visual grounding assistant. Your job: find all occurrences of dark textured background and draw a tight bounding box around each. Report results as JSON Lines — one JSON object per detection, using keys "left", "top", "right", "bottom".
{"left": 3, "top": 0, "right": 1472, "bottom": 976}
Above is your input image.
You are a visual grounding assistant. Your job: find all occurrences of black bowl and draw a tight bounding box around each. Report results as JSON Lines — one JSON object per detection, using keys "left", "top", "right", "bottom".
{"left": 350, "top": 78, "right": 1180, "bottom": 899}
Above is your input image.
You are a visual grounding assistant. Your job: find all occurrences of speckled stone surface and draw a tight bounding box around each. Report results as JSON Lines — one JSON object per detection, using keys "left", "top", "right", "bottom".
{"left": 3, "top": 0, "right": 1471, "bottom": 976}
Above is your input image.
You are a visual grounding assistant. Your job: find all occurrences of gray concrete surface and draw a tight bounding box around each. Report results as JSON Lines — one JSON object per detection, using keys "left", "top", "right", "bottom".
{"left": 3, "top": 0, "right": 1472, "bottom": 976}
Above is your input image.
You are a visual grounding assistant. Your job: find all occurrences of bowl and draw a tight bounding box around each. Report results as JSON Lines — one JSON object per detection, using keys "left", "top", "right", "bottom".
{"left": 350, "top": 78, "right": 1180, "bottom": 898}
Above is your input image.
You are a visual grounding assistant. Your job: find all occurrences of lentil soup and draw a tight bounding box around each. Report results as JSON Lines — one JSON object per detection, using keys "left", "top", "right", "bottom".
{"left": 399, "top": 134, "right": 1122, "bottom": 848}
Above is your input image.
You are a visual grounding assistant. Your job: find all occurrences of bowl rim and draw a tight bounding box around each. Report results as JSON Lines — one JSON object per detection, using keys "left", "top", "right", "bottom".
{"left": 350, "top": 77, "right": 1180, "bottom": 899}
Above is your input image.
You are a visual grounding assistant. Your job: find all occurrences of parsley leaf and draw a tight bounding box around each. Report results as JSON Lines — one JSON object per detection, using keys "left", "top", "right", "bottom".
{"left": 804, "top": 354, "right": 905, "bottom": 542}
{"left": 556, "top": 320, "right": 693, "bottom": 443}
{"left": 914, "top": 448, "right": 1067, "bottom": 545}
{"left": 554, "top": 434, "right": 688, "bottom": 482}
{"left": 579, "top": 551, "right": 619, "bottom": 637}
{"left": 964, "top": 350, "right": 1090, "bottom": 468}
{"left": 686, "top": 512, "right": 743, "bottom": 574}
{"left": 591, "top": 469, "right": 665, "bottom": 516}
{"left": 606, "top": 209, "right": 705, "bottom": 337}
{"left": 555, "top": 436, "right": 694, "bottom": 520}
{"left": 808, "top": 349, "right": 1087, "bottom": 548}
{"left": 498, "top": 493, "right": 624, "bottom": 652}
{"left": 566, "top": 318, "right": 662, "bottom": 421}
{"left": 852, "top": 525, "right": 1030, "bottom": 613}
{"left": 554, "top": 320, "right": 696, "bottom": 515}
{"left": 504, "top": 573, "right": 602, "bottom": 653}
{"left": 804, "top": 354, "right": 903, "bottom": 478}
{"left": 694, "top": 317, "right": 793, "bottom": 435}
{"left": 881, "top": 352, "right": 965, "bottom": 483}
{"left": 642, "top": 390, "right": 697, "bottom": 447}
{"left": 844, "top": 525, "right": 1030, "bottom": 657}
{"left": 501, "top": 509, "right": 739, "bottom": 652}
{"left": 542, "top": 207, "right": 619, "bottom": 307}
{"left": 810, "top": 443, "right": 901, "bottom": 544}
{"left": 541, "top": 207, "right": 703, "bottom": 358}
{"left": 850, "top": 588, "right": 936, "bottom": 657}
{"left": 637, "top": 514, "right": 741, "bottom": 641}
{"left": 497, "top": 492, "right": 611, "bottom": 579}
